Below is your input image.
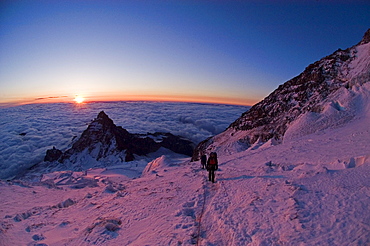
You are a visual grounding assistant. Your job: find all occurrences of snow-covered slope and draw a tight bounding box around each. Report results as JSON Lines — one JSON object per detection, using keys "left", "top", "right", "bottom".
{"left": 193, "top": 29, "right": 370, "bottom": 159}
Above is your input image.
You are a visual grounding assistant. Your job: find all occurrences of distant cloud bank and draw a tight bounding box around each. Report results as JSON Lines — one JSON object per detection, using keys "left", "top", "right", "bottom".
{"left": 0, "top": 101, "right": 249, "bottom": 179}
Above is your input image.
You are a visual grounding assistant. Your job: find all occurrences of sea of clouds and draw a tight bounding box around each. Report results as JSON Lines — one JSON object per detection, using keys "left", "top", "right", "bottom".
{"left": 0, "top": 101, "right": 249, "bottom": 179}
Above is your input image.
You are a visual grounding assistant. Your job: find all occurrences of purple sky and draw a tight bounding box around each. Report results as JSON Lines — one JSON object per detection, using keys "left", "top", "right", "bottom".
{"left": 1, "top": 1, "right": 369, "bottom": 106}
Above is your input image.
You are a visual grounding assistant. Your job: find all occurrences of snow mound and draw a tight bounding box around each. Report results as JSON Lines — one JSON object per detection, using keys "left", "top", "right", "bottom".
{"left": 141, "top": 155, "right": 171, "bottom": 176}
{"left": 328, "top": 154, "right": 370, "bottom": 170}
{"left": 84, "top": 217, "right": 122, "bottom": 244}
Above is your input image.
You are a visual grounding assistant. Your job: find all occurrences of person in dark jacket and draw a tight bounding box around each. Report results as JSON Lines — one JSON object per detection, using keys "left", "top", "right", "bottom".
{"left": 201, "top": 154, "right": 207, "bottom": 169}
{"left": 206, "top": 152, "right": 218, "bottom": 183}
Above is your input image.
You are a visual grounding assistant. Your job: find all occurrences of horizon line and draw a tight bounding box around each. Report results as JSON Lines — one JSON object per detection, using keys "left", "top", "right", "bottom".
{"left": 0, "top": 96, "right": 254, "bottom": 109}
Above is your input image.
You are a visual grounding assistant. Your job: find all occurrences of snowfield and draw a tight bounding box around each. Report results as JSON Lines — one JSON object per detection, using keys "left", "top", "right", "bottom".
{"left": 1, "top": 83, "right": 370, "bottom": 245}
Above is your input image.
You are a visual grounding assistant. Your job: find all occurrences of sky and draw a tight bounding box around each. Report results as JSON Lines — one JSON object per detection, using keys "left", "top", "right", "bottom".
{"left": 0, "top": 1, "right": 369, "bottom": 107}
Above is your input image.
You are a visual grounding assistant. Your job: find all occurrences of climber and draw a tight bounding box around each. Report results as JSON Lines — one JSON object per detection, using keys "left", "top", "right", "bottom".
{"left": 201, "top": 154, "right": 207, "bottom": 169}
{"left": 206, "top": 152, "right": 218, "bottom": 183}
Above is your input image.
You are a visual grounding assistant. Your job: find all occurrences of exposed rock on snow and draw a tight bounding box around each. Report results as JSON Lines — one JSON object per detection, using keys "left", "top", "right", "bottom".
{"left": 84, "top": 217, "right": 122, "bottom": 244}
{"left": 55, "top": 198, "right": 75, "bottom": 209}
{"left": 358, "top": 28, "right": 370, "bottom": 45}
{"left": 193, "top": 28, "right": 370, "bottom": 160}
{"left": 152, "top": 132, "right": 194, "bottom": 157}
{"left": 44, "top": 147, "right": 62, "bottom": 162}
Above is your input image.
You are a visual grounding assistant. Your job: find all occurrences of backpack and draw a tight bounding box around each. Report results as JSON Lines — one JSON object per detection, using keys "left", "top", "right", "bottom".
{"left": 208, "top": 152, "right": 217, "bottom": 168}
{"left": 209, "top": 158, "right": 216, "bottom": 165}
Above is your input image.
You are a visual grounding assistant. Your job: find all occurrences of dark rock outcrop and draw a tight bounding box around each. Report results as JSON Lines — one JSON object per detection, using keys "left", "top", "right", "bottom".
{"left": 44, "top": 147, "right": 63, "bottom": 162}
{"left": 159, "top": 133, "right": 194, "bottom": 157}
{"left": 358, "top": 28, "right": 370, "bottom": 45}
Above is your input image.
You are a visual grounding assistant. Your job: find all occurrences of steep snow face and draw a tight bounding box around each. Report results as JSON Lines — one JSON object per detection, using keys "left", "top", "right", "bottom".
{"left": 284, "top": 82, "right": 370, "bottom": 142}
{"left": 193, "top": 30, "right": 370, "bottom": 159}
{"left": 348, "top": 42, "right": 370, "bottom": 82}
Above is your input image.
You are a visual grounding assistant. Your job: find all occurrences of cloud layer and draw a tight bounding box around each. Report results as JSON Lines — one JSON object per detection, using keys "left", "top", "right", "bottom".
{"left": 0, "top": 102, "right": 248, "bottom": 179}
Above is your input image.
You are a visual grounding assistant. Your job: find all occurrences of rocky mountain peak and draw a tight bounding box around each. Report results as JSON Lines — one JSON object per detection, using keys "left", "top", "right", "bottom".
{"left": 41, "top": 111, "right": 194, "bottom": 172}
{"left": 67, "top": 110, "right": 128, "bottom": 155}
{"left": 94, "top": 111, "right": 114, "bottom": 126}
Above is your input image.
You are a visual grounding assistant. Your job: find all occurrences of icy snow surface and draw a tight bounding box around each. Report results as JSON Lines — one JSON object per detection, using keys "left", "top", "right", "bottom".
{"left": 0, "top": 101, "right": 248, "bottom": 180}
{"left": 1, "top": 83, "right": 370, "bottom": 245}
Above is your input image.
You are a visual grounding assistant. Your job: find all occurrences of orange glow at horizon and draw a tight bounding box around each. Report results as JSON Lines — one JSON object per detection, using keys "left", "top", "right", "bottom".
{"left": 84, "top": 93, "right": 257, "bottom": 106}
{"left": 0, "top": 93, "right": 257, "bottom": 108}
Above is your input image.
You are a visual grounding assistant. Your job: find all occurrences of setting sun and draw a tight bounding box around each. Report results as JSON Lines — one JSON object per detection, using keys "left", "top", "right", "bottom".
{"left": 74, "top": 96, "right": 85, "bottom": 104}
